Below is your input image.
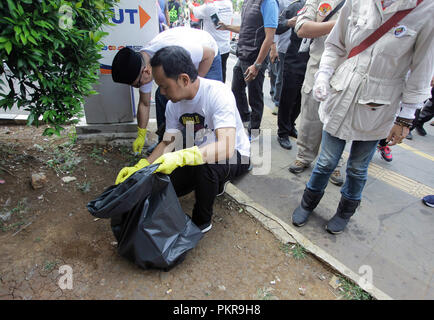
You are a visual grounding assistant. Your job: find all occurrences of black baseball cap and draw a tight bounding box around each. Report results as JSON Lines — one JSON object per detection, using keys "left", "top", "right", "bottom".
{"left": 111, "top": 47, "right": 142, "bottom": 85}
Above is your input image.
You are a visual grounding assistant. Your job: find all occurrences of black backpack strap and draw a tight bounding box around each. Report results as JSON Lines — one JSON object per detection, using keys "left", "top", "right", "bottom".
{"left": 323, "top": 0, "right": 346, "bottom": 22}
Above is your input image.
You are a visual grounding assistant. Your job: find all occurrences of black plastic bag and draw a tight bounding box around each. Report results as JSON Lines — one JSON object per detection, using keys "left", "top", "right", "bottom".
{"left": 87, "top": 164, "right": 203, "bottom": 271}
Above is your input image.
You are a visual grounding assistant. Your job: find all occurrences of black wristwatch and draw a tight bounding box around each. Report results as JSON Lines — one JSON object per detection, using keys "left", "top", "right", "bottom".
{"left": 254, "top": 62, "right": 262, "bottom": 70}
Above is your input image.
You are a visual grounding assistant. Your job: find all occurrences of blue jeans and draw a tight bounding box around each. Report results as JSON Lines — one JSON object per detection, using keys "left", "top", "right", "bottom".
{"left": 204, "top": 52, "right": 223, "bottom": 82}
{"left": 306, "top": 131, "right": 379, "bottom": 201}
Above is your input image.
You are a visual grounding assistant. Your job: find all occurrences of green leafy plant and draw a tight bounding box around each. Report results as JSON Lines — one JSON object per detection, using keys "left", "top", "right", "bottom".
{"left": 67, "top": 126, "right": 77, "bottom": 145}
{"left": 119, "top": 145, "right": 141, "bottom": 166}
{"left": 0, "top": 0, "right": 118, "bottom": 136}
{"left": 256, "top": 287, "right": 275, "bottom": 300}
{"left": 46, "top": 144, "right": 81, "bottom": 174}
{"left": 291, "top": 243, "right": 307, "bottom": 260}
{"left": 338, "top": 277, "right": 373, "bottom": 300}
{"left": 43, "top": 260, "right": 58, "bottom": 272}
{"left": 280, "top": 243, "right": 307, "bottom": 260}
{"left": 76, "top": 180, "right": 91, "bottom": 193}
{"left": 90, "top": 146, "right": 105, "bottom": 164}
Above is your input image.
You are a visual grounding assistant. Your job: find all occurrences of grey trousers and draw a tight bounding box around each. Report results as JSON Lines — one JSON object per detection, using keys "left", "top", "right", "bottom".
{"left": 296, "top": 91, "right": 343, "bottom": 169}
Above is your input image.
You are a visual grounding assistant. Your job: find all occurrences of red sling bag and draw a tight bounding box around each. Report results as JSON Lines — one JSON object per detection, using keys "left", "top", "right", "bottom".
{"left": 347, "top": 0, "right": 423, "bottom": 59}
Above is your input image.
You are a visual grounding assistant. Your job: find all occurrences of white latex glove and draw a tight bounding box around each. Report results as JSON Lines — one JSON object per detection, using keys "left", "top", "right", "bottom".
{"left": 313, "top": 69, "right": 333, "bottom": 102}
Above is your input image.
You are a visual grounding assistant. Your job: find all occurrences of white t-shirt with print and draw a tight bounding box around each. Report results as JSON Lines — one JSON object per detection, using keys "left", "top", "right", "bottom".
{"left": 192, "top": 0, "right": 233, "bottom": 55}
{"left": 165, "top": 77, "right": 250, "bottom": 157}
{"left": 139, "top": 27, "right": 219, "bottom": 93}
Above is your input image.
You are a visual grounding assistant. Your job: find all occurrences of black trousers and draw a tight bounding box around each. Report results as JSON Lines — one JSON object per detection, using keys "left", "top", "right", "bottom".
{"left": 414, "top": 89, "right": 434, "bottom": 129}
{"left": 231, "top": 59, "right": 267, "bottom": 130}
{"left": 221, "top": 52, "right": 230, "bottom": 83}
{"left": 277, "top": 72, "right": 304, "bottom": 138}
{"left": 155, "top": 87, "right": 168, "bottom": 142}
{"left": 169, "top": 151, "right": 250, "bottom": 226}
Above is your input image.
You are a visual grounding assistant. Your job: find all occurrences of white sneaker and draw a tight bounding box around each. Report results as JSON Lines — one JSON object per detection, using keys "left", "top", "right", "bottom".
{"left": 198, "top": 222, "right": 212, "bottom": 234}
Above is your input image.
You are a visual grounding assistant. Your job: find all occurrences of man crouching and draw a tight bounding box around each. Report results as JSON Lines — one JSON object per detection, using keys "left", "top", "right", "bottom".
{"left": 115, "top": 46, "right": 251, "bottom": 233}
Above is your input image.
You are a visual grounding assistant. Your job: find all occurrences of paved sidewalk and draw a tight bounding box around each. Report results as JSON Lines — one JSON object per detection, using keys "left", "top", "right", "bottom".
{"left": 230, "top": 105, "right": 434, "bottom": 300}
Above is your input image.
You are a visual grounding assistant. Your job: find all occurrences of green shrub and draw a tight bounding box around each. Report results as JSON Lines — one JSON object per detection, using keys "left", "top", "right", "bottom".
{"left": 0, "top": 0, "right": 118, "bottom": 136}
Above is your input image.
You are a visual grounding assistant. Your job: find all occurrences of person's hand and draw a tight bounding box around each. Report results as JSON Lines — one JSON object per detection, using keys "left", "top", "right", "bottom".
{"left": 386, "top": 124, "right": 409, "bottom": 146}
{"left": 287, "top": 16, "right": 297, "bottom": 28}
{"left": 313, "top": 71, "right": 331, "bottom": 102}
{"left": 244, "top": 64, "right": 259, "bottom": 82}
{"left": 132, "top": 127, "right": 147, "bottom": 155}
{"left": 154, "top": 146, "right": 204, "bottom": 175}
{"left": 270, "top": 45, "right": 279, "bottom": 64}
{"left": 217, "top": 22, "right": 228, "bottom": 30}
{"left": 115, "top": 159, "right": 150, "bottom": 185}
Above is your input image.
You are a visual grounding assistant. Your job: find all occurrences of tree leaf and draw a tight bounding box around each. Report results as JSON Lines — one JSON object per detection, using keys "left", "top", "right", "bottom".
{"left": 26, "top": 113, "right": 35, "bottom": 126}
{"left": 5, "top": 41, "right": 12, "bottom": 55}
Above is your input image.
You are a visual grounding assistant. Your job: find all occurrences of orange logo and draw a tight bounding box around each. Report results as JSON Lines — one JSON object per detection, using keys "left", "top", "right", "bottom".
{"left": 318, "top": 3, "right": 332, "bottom": 17}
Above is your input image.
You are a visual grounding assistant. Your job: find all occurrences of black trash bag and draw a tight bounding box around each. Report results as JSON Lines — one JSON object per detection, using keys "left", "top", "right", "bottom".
{"left": 87, "top": 164, "right": 203, "bottom": 271}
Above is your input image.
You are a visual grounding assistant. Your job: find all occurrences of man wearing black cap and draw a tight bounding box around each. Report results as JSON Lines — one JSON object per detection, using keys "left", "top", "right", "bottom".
{"left": 112, "top": 27, "right": 222, "bottom": 156}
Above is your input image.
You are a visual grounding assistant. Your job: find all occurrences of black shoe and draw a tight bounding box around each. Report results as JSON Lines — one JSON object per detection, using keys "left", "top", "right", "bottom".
{"left": 292, "top": 188, "right": 324, "bottom": 227}
{"left": 406, "top": 131, "right": 413, "bottom": 140}
{"left": 277, "top": 136, "right": 292, "bottom": 150}
{"left": 325, "top": 196, "right": 360, "bottom": 235}
{"left": 415, "top": 126, "right": 427, "bottom": 136}
{"left": 289, "top": 128, "right": 298, "bottom": 139}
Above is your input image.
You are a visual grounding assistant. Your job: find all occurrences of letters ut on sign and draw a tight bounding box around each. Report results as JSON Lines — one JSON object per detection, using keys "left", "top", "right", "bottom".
{"left": 111, "top": 6, "right": 151, "bottom": 28}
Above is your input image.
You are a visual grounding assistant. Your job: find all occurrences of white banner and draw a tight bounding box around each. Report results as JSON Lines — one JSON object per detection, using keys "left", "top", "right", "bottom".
{"left": 100, "top": 0, "right": 158, "bottom": 73}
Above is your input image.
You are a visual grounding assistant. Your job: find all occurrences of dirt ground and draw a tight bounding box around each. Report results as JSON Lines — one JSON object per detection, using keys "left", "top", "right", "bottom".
{"left": 0, "top": 124, "right": 361, "bottom": 300}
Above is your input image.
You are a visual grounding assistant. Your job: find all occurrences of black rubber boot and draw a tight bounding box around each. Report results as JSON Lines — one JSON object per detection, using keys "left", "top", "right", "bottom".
{"left": 325, "top": 196, "right": 360, "bottom": 234}
{"left": 291, "top": 188, "right": 324, "bottom": 227}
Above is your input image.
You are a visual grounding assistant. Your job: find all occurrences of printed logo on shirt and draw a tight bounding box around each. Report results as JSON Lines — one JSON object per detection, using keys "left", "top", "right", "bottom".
{"left": 179, "top": 113, "right": 205, "bottom": 131}
{"left": 297, "top": 6, "right": 307, "bottom": 16}
{"left": 318, "top": 2, "right": 332, "bottom": 17}
{"left": 179, "top": 113, "right": 214, "bottom": 146}
{"left": 394, "top": 25, "right": 407, "bottom": 38}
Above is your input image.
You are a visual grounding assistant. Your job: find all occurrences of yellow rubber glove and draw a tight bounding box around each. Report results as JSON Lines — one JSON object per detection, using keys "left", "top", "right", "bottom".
{"left": 154, "top": 146, "right": 204, "bottom": 175}
{"left": 132, "top": 127, "right": 147, "bottom": 155}
{"left": 115, "top": 159, "right": 150, "bottom": 185}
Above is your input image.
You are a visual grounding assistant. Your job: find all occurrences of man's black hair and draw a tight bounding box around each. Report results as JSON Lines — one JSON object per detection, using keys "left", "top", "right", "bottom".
{"left": 150, "top": 46, "right": 198, "bottom": 82}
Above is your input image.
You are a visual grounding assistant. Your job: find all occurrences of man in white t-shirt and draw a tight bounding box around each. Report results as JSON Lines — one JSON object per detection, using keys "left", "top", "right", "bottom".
{"left": 115, "top": 46, "right": 250, "bottom": 233}
{"left": 111, "top": 27, "right": 223, "bottom": 156}
{"left": 188, "top": 0, "right": 233, "bottom": 82}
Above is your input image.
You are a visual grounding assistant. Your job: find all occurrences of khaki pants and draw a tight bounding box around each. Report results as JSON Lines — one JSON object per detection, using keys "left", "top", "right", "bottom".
{"left": 296, "top": 91, "right": 343, "bottom": 168}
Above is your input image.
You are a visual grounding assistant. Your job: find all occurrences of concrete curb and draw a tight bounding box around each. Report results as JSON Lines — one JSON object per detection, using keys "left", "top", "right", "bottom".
{"left": 0, "top": 113, "right": 30, "bottom": 125}
{"left": 225, "top": 183, "right": 393, "bottom": 300}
